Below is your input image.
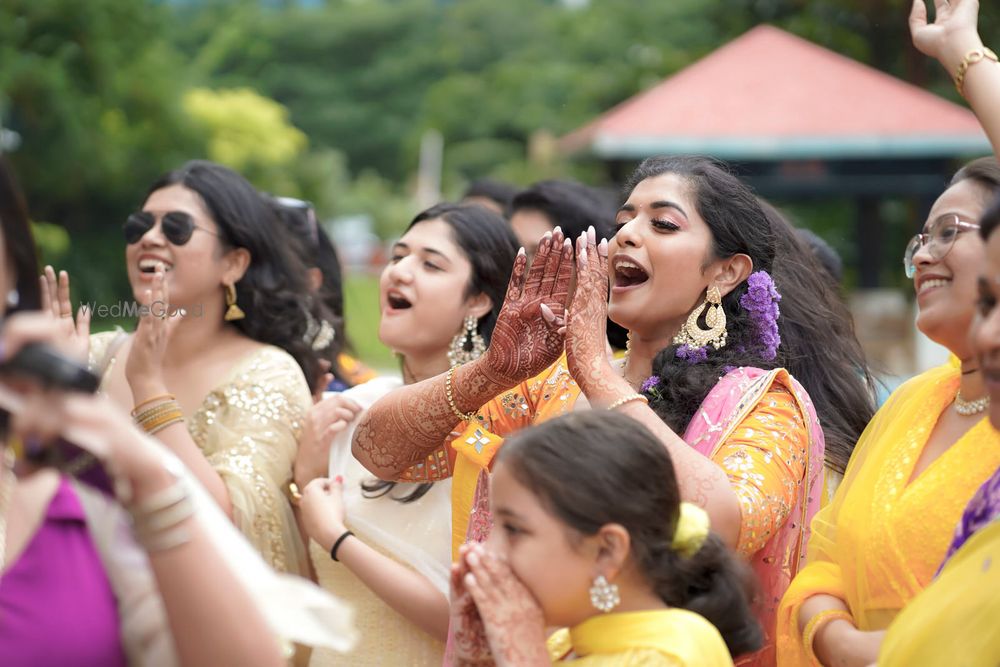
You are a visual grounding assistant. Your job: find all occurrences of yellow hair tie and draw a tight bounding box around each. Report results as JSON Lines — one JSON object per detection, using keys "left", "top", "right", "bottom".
{"left": 672, "top": 502, "right": 710, "bottom": 557}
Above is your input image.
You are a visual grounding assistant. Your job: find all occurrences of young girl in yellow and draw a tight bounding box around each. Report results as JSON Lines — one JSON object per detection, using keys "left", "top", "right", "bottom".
{"left": 449, "top": 411, "right": 762, "bottom": 666}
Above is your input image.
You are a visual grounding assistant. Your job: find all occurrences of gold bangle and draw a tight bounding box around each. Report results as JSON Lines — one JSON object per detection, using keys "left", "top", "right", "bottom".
{"left": 134, "top": 400, "right": 182, "bottom": 424}
{"left": 147, "top": 415, "right": 185, "bottom": 435}
{"left": 802, "top": 609, "right": 854, "bottom": 664}
{"left": 607, "top": 393, "right": 649, "bottom": 411}
{"left": 445, "top": 365, "right": 477, "bottom": 422}
{"left": 131, "top": 393, "right": 176, "bottom": 416}
{"left": 137, "top": 407, "right": 183, "bottom": 429}
{"left": 955, "top": 46, "right": 998, "bottom": 97}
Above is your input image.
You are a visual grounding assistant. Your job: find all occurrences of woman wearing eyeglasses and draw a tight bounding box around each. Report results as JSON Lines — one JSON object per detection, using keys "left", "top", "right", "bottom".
{"left": 45, "top": 160, "right": 324, "bottom": 578}
{"left": 776, "top": 162, "right": 1000, "bottom": 664}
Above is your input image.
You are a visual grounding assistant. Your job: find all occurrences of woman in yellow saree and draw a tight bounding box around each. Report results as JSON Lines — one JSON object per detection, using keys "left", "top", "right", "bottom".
{"left": 876, "top": 155, "right": 1000, "bottom": 667}
{"left": 777, "top": 3, "right": 1000, "bottom": 664}
{"left": 774, "top": 164, "right": 1000, "bottom": 662}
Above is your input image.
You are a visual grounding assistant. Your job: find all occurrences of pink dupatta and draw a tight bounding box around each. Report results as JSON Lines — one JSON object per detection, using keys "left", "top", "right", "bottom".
{"left": 682, "top": 366, "right": 825, "bottom": 667}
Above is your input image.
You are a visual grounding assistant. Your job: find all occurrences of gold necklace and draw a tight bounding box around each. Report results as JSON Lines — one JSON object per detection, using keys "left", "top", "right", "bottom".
{"left": 955, "top": 391, "right": 990, "bottom": 416}
{"left": 0, "top": 447, "right": 16, "bottom": 577}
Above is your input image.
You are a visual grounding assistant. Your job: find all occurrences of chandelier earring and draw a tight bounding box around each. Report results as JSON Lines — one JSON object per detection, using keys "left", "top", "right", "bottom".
{"left": 448, "top": 315, "right": 486, "bottom": 367}
{"left": 589, "top": 574, "right": 620, "bottom": 613}
{"left": 672, "top": 285, "right": 727, "bottom": 351}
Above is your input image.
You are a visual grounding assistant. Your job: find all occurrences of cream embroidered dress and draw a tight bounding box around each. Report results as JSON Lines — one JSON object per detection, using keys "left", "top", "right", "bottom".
{"left": 309, "top": 377, "right": 450, "bottom": 667}
{"left": 89, "top": 331, "right": 311, "bottom": 576}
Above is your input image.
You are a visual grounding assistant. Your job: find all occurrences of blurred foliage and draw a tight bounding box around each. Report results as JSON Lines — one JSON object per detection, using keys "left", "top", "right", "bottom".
{"left": 3, "top": 0, "right": 997, "bottom": 364}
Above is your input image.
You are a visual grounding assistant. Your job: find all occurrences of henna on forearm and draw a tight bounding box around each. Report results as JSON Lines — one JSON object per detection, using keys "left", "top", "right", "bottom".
{"left": 352, "top": 357, "right": 507, "bottom": 479}
{"left": 353, "top": 231, "right": 572, "bottom": 480}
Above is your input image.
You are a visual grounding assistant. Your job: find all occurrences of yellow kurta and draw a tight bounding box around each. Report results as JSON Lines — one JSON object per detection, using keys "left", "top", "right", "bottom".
{"left": 546, "top": 609, "right": 734, "bottom": 666}
{"left": 90, "top": 331, "right": 311, "bottom": 576}
{"left": 877, "top": 518, "right": 1000, "bottom": 666}
{"left": 776, "top": 364, "right": 1000, "bottom": 665}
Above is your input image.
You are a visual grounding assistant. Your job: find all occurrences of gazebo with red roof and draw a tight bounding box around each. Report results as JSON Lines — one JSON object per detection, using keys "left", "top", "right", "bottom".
{"left": 561, "top": 25, "right": 990, "bottom": 286}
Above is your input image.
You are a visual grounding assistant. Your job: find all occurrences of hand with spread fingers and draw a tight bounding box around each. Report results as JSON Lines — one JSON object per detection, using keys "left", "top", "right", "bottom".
{"left": 481, "top": 227, "right": 573, "bottom": 389}
{"left": 39, "top": 265, "right": 91, "bottom": 363}
{"left": 125, "top": 266, "right": 182, "bottom": 403}
{"left": 910, "top": 0, "right": 983, "bottom": 70}
{"left": 564, "top": 227, "right": 615, "bottom": 400}
{"left": 462, "top": 544, "right": 549, "bottom": 667}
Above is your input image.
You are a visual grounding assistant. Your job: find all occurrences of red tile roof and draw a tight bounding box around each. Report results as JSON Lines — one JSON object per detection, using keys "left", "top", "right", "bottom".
{"left": 561, "top": 25, "right": 989, "bottom": 160}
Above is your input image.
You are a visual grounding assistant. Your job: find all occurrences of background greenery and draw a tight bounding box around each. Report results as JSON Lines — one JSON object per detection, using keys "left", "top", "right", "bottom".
{"left": 2, "top": 0, "right": 995, "bottom": 367}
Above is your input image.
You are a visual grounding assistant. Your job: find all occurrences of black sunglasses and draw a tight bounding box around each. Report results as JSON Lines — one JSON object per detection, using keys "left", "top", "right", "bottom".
{"left": 123, "top": 210, "right": 219, "bottom": 246}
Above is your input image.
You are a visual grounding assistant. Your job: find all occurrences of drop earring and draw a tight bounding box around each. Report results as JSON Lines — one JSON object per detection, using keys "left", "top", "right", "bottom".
{"left": 448, "top": 315, "right": 486, "bottom": 367}
{"left": 224, "top": 283, "right": 245, "bottom": 321}
{"left": 672, "top": 285, "right": 727, "bottom": 351}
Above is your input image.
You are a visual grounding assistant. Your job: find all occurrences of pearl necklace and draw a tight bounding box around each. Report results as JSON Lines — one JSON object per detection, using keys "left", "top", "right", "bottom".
{"left": 0, "top": 448, "right": 15, "bottom": 578}
{"left": 955, "top": 391, "right": 990, "bottom": 416}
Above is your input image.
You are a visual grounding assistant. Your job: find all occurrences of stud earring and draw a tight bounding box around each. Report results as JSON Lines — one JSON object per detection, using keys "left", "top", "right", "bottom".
{"left": 448, "top": 314, "right": 486, "bottom": 367}
{"left": 224, "top": 283, "right": 245, "bottom": 321}
{"left": 589, "top": 574, "right": 620, "bottom": 613}
{"left": 672, "top": 285, "right": 727, "bottom": 351}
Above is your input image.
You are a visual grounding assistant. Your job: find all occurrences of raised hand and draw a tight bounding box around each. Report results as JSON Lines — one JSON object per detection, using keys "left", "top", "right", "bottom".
{"left": 462, "top": 545, "right": 549, "bottom": 667}
{"left": 481, "top": 228, "right": 572, "bottom": 389}
{"left": 910, "top": 0, "right": 982, "bottom": 70}
{"left": 39, "top": 265, "right": 91, "bottom": 363}
{"left": 564, "top": 227, "right": 613, "bottom": 397}
{"left": 450, "top": 544, "right": 495, "bottom": 666}
{"left": 125, "top": 266, "right": 181, "bottom": 402}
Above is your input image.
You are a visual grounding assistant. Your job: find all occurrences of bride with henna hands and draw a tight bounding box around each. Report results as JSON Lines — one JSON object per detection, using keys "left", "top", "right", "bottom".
{"left": 354, "top": 156, "right": 878, "bottom": 664}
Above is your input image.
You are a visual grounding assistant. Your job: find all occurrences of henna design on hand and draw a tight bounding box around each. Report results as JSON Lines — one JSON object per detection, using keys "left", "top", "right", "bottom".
{"left": 463, "top": 546, "right": 549, "bottom": 667}
{"left": 482, "top": 229, "right": 572, "bottom": 389}
{"left": 564, "top": 228, "right": 621, "bottom": 404}
{"left": 352, "top": 229, "right": 572, "bottom": 479}
{"left": 451, "top": 549, "right": 496, "bottom": 666}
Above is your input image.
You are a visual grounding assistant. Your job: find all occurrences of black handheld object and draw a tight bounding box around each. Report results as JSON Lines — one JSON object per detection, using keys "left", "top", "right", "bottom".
{"left": 0, "top": 343, "right": 100, "bottom": 393}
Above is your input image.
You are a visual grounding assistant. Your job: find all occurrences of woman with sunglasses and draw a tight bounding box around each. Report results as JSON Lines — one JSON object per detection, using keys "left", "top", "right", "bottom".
{"left": 46, "top": 160, "right": 324, "bottom": 577}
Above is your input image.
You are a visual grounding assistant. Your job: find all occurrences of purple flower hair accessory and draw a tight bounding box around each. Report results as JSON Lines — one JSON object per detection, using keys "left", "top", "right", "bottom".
{"left": 640, "top": 376, "right": 659, "bottom": 393}
{"left": 675, "top": 344, "right": 708, "bottom": 365}
{"left": 739, "top": 270, "right": 781, "bottom": 361}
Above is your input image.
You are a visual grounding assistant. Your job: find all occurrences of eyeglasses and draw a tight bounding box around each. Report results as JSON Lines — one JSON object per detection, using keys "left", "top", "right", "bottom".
{"left": 123, "top": 210, "right": 218, "bottom": 246}
{"left": 903, "top": 214, "right": 981, "bottom": 279}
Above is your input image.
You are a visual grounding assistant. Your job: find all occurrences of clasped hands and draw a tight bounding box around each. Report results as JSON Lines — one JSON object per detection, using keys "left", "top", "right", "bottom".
{"left": 478, "top": 226, "right": 612, "bottom": 396}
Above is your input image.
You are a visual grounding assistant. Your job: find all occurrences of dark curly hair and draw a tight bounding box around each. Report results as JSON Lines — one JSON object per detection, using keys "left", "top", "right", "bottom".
{"left": 144, "top": 161, "right": 323, "bottom": 392}
{"left": 498, "top": 411, "right": 762, "bottom": 659}
{"left": 625, "top": 157, "right": 781, "bottom": 432}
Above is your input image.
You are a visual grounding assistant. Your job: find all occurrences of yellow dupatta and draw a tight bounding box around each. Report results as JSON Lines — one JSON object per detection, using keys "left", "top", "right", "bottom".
{"left": 449, "top": 354, "right": 579, "bottom": 558}
{"left": 877, "top": 518, "right": 1000, "bottom": 666}
{"left": 776, "top": 364, "right": 1000, "bottom": 665}
{"left": 546, "top": 609, "right": 734, "bottom": 666}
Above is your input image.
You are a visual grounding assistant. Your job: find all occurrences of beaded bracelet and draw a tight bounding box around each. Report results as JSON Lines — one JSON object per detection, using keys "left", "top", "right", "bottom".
{"left": 802, "top": 609, "right": 854, "bottom": 665}
{"left": 445, "top": 365, "right": 477, "bottom": 422}
{"left": 607, "top": 393, "right": 649, "bottom": 411}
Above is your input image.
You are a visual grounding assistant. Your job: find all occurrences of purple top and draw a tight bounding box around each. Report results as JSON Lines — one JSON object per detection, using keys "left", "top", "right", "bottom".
{"left": 0, "top": 476, "right": 127, "bottom": 666}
